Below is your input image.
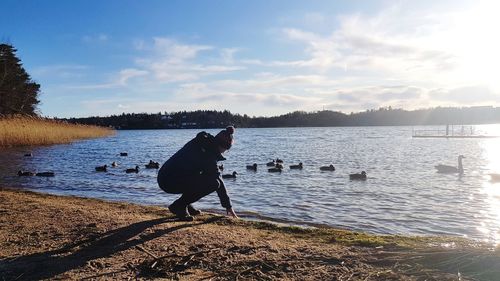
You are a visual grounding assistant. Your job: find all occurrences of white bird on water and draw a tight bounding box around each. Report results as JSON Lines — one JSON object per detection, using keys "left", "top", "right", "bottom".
{"left": 435, "top": 155, "right": 465, "bottom": 175}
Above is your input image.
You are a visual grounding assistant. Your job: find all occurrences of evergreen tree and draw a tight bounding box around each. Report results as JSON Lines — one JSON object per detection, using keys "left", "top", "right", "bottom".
{"left": 0, "top": 43, "right": 40, "bottom": 115}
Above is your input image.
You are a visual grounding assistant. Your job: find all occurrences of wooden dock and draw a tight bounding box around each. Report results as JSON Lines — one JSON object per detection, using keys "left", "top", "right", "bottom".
{"left": 412, "top": 126, "right": 499, "bottom": 139}
{"left": 412, "top": 134, "right": 499, "bottom": 139}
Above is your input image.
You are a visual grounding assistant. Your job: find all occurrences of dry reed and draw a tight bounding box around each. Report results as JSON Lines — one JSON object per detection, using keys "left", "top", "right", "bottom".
{"left": 0, "top": 115, "right": 114, "bottom": 147}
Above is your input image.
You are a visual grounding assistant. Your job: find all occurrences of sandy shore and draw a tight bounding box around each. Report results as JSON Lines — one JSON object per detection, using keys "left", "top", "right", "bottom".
{"left": 0, "top": 188, "right": 498, "bottom": 280}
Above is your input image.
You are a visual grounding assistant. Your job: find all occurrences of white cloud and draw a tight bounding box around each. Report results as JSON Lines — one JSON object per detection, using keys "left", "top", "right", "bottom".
{"left": 62, "top": 68, "right": 149, "bottom": 90}
{"left": 220, "top": 48, "right": 240, "bottom": 64}
{"left": 82, "top": 34, "right": 109, "bottom": 43}
{"left": 134, "top": 37, "right": 244, "bottom": 83}
{"left": 277, "top": 1, "right": 500, "bottom": 93}
{"left": 276, "top": 21, "right": 457, "bottom": 80}
{"left": 334, "top": 85, "right": 424, "bottom": 104}
{"left": 32, "top": 64, "right": 89, "bottom": 79}
{"left": 303, "top": 12, "right": 326, "bottom": 25}
{"left": 431, "top": 86, "right": 499, "bottom": 104}
{"left": 117, "top": 68, "right": 149, "bottom": 85}
{"left": 172, "top": 81, "right": 323, "bottom": 115}
{"left": 117, "top": 104, "right": 130, "bottom": 109}
{"left": 152, "top": 37, "right": 212, "bottom": 62}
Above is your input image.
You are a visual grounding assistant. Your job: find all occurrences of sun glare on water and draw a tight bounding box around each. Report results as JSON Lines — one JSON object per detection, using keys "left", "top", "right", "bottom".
{"left": 479, "top": 124, "right": 500, "bottom": 244}
{"left": 479, "top": 125, "right": 500, "bottom": 174}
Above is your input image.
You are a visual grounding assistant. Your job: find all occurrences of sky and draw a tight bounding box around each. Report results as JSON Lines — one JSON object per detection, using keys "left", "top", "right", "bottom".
{"left": 2, "top": 0, "right": 499, "bottom": 118}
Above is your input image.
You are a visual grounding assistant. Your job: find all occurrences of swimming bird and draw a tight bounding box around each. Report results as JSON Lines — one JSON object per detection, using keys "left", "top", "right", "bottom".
{"left": 276, "top": 158, "right": 284, "bottom": 164}
{"left": 350, "top": 171, "right": 367, "bottom": 180}
{"left": 18, "top": 170, "right": 35, "bottom": 176}
{"left": 111, "top": 161, "right": 118, "bottom": 167}
{"left": 268, "top": 163, "right": 283, "bottom": 173}
{"left": 435, "top": 155, "right": 465, "bottom": 174}
{"left": 95, "top": 165, "right": 107, "bottom": 172}
{"left": 218, "top": 164, "right": 224, "bottom": 171}
{"left": 222, "top": 171, "right": 237, "bottom": 179}
{"left": 24, "top": 153, "right": 32, "bottom": 157}
{"left": 290, "top": 162, "right": 303, "bottom": 169}
{"left": 126, "top": 165, "right": 139, "bottom": 173}
{"left": 489, "top": 174, "right": 500, "bottom": 183}
{"left": 266, "top": 160, "right": 276, "bottom": 167}
{"left": 120, "top": 152, "right": 128, "bottom": 156}
{"left": 320, "top": 164, "right": 335, "bottom": 171}
{"left": 246, "top": 163, "right": 257, "bottom": 171}
{"left": 145, "top": 160, "right": 160, "bottom": 169}
{"left": 36, "top": 172, "right": 55, "bottom": 177}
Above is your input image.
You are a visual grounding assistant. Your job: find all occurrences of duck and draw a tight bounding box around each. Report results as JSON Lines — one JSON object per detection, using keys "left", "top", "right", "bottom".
{"left": 268, "top": 163, "right": 283, "bottom": 173}
{"left": 218, "top": 164, "right": 224, "bottom": 171}
{"left": 95, "top": 165, "right": 107, "bottom": 172}
{"left": 18, "top": 170, "right": 35, "bottom": 176}
{"left": 222, "top": 171, "right": 237, "bottom": 179}
{"left": 320, "top": 164, "right": 335, "bottom": 171}
{"left": 489, "top": 173, "right": 500, "bottom": 183}
{"left": 36, "top": 172, "right": 55, "bottom": 177}
{"left": 266, "top": 160, "right": 276, "bottom": 167}
{"left": 111, "top": 161, "right": 118, "bottom": 167}
{"left": 290, "top": 162, "right": 303, "bottom": 169}
{"left": 350, "top": 171, "right": 367, "bottom": 180}
{"left": 276, "top": 158, "right": 284, "bottom": 164}
{"left": 120, "top": 152, "right": 128, "bottom": 156}
{"left": 145, "top": 160, "right": 160, "bottom": 169}
{"left": 435, "top": 155, "right": 465, "bottom": 175}
{"left": 126, "top": 165, "right": 139, "bottom": 173}
{"left": 246, "top": 163, "right": 257, "bottom": 171}
{"left": 24, "top": 153, "right": 33, "bottom": 157}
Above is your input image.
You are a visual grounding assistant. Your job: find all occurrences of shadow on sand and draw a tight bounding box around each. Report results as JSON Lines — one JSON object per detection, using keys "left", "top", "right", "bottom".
{"left": 0, "top": 216, "right": 223, "bottom": 280}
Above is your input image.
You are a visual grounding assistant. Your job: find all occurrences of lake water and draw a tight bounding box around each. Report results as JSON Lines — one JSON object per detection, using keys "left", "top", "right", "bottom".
{"left": 1, "top": 125, "right": 500, "bottom": 245}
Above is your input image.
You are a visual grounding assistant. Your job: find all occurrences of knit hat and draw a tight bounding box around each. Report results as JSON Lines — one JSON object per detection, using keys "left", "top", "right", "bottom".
{"left": 215, "top": 126, "right": 235, "bottom": 149}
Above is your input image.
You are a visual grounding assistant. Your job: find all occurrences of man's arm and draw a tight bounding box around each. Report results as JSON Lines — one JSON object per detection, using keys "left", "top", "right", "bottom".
{"left": 216, "top": 178, "right": 238, "bottom": 218}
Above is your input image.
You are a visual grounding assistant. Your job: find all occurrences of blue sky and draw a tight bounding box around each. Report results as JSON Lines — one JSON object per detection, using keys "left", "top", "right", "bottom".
{"left": 2, "top": 0, "right": 499, "bottom": 117}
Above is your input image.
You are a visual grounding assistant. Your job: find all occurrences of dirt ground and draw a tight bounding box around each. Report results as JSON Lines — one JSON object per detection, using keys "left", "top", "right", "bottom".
{"left": 0, "top": 188, "right": 499, "bottom": 280}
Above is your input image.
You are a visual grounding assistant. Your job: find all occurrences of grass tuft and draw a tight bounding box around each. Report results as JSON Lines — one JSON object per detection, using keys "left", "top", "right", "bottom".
{"left": 0, "top": 115, "right": 114, "bottom": 147}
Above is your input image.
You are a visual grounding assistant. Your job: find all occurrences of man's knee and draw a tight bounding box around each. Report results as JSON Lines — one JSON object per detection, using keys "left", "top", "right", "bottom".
{"left": 158, "top": 180, "right": 182, "bottom": 194}
{"left": 196, "top": 176, "right": 221, "bottom": 194}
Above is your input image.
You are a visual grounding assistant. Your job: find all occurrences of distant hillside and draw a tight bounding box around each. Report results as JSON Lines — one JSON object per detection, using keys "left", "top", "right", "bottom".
{"left": 63, "top": 106, "right": 500, "bottom": 129}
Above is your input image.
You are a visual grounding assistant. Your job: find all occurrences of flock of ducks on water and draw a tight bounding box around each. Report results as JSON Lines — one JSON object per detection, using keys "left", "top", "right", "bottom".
{"left": 17, "top": 153, "right": 55, "bottom": 177}
{"left": 95, "top": 155, "right": 161, "bottom": 173}
{"left": 17, "top": 152, "right": 500, "bottom": 183}
{"left": 94, "top": 159, "right": 160, "bottom": 174}
{"left": 220, "top": 158, "right": 368, "bottom": 181}
{"left": 17, "top": 171, "right": 55, "bottom": 177}
{"left": 17, "top": 152, "right": 160, "bottom": 177}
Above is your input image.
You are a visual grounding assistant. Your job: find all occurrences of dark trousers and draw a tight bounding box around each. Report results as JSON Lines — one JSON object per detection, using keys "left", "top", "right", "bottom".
{"left": 160, "top": 174, "right": 221, "bottom": 207}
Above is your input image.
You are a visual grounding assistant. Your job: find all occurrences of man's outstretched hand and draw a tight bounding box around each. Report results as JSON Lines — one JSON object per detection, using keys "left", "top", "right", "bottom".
{"left": 226, "top": 207, "right": 239, "bottom": 218}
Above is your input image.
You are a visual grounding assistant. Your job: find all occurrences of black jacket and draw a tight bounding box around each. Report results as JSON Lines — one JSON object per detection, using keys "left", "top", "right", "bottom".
{"left": 157, "top": 131, "right": 231, "bottom": 208}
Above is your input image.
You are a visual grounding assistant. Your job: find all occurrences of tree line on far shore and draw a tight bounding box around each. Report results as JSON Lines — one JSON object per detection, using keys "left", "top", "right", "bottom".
{"left": 63, "top": 106, "right": 500, "bottom": 129}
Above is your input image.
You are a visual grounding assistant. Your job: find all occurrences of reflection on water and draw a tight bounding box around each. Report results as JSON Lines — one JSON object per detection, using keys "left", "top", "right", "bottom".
{"left": 1, "top": 124, "right": 500, "bottom": 245}
{"left": 481, "top": 138, "right": 500, "bottom": 173}
{"left": 480, "top": 133, "right": 500, "bottom": 244}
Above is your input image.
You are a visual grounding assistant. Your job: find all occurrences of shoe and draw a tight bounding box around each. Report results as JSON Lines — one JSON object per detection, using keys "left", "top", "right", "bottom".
{"left": 187, "top": 204, "right": 202, "bottom": 216}
{"left": 168, "top": 203, "right": 194, "bottom": 221}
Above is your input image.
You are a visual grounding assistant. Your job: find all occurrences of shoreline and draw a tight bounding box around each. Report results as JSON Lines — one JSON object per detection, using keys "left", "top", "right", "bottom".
{"left": 1, "top": 185, "right": 463, "bottom": 241}
{"left": 1, "top": 187, "right": 499, "bottom": 280}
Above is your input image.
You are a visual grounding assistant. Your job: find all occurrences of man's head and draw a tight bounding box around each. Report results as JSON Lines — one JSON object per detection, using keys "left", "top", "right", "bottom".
{"left": 215, "top": 126, "right": 235, "bottom": 151}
